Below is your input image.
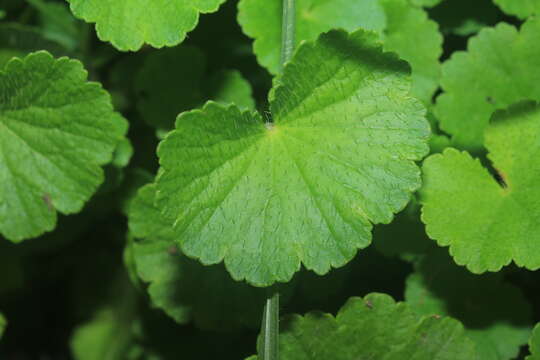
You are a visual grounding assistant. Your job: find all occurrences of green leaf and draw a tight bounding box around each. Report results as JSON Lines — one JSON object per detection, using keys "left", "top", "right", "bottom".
{"left": 0, "top": 23, "right": 67, "bottom": 68}
{"left": 70, "top": 268, "right": 142, "bottom": 360}
{"left": 135, "top": 46, "right": 254, "bottom": 130}
{"left": 378, "top": 0, "right": 443, "bottom": 104}
{"left": 527, "top": 323, "right": 540, "bottom": 360}
{"left": 26, "top": 0, "right": 81, "bottom": 51}
{"left": 250, "top": 293, "right": 478, "bottom": 360}
{"left": 0, "top": 51, "right": 128, "bottom": 242}
{"left": 238, "top": 0, "right": 442, "bottom": 104}
{"left": 111, "top": 138, "right": 133, "bottom": 169}
{"left": 156, "top": 29, "right": 430, "bottom": 286}
{"left": 128, "top": 183, "right": 271, "bottom": 330}
{"left": 406, "top": 248, "right": 532, "bottom": 360}
{"left": 429, "top": 134, "right": 451, "bottom": 153}
{"left": 421, "top": 101, "right": 540, "bottom": 273}
{"left": 409, "top": 0, "right": 442, "bottom": 7}
{"left": 238, "top": 0, "right": 386, "bottom": 75}
{"left": 434, "top": 18, "right": 540, "bottom": 150}
{"left": 205, "top": 70, "right": 255, "bottom": 112}
{"left": 0, "top": 313, "right": 6, "bottom": 339}
{"left": 66, "top": 0, "right": 227, "bottom": 51}
{"left": 70, "top": 307, "right": 138, "bottom": 360}
{"left": 493, "top": 0, "right": 540, "bottom": 19}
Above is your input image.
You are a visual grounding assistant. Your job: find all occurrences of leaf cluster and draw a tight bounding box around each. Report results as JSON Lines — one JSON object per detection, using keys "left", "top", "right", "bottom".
{"left": 1, "top": 0, "right": 540, "bottom": 359}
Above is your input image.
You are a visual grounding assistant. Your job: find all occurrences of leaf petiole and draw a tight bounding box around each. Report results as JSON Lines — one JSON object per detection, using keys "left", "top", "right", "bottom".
{"left": 260, "top": 290, "right": 280, "bottom": 360}
{"left": 260, "top": 0, "right": 296, "bottom": 358}
{"left": 280, "top": 0, "right": 296, "bottom": 68}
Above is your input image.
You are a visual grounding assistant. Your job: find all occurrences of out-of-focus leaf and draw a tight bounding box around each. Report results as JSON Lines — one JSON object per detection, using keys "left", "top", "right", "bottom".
{"left": 26, "top": 0, "right": 81, "bottom": 51}
{"left": 406, "top": 248, "right": 532, "bottom": 360}
{"left": 0, "top": 24, "right": 66, "bottom": 67}
{"left": 135, "top": 46, "right": 254, "bottom": 131}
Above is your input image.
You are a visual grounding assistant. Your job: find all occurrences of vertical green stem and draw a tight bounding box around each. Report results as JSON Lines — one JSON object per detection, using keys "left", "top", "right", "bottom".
{"left": 259, "top": 1, "right": 295, "bottom": 359}
{"left": 280, "top": 0, "right": 296, "bottom": 69}
{"left": 260, "top": 291, "right": 280, "bottom": 360}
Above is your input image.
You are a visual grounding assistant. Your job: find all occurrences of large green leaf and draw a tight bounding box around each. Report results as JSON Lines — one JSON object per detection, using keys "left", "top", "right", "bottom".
{"left": 238, "top": 0, "right": 442, "bottom": 104}
{"left": 527, "top": 323, "right": 540, "bottom": 360}
{"left": 250, "top": 293, "right": 478, "bottom": 359}
{"left": 434, "top": 18, "right": 540, "bottom": 150}
{"left": 135, "top": 46, "right": 254, "bottom": 131}
{"left": 0, "top": 51, "right": 128, "bottom": 242}
{"left": 406, "top": 248, "right": 532, "bottom": 360}
{"left": 128, "top": 184, "right": 271, "bottom": 330}
{"left": 66, "top": 0, "right": 227, "bottom": 51}
{"left": 155, "top": 29, "right": 430, "bottom": 286}
{"left": 493, "top": 0, "right": 540, "bottom": 19}
{"left": 421, "top": 101, "right": 540, "bottom": 273}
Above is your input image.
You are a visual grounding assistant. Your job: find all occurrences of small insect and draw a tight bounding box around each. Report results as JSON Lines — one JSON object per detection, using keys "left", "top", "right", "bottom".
{"left": 365, "top": 300, "right": 373, "bottom": 309}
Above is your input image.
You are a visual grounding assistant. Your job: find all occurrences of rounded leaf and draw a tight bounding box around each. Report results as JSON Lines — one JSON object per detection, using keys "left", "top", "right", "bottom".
{"left": 493, "top": 0, "right": 540, "bottom": 19}
{"left": 0, "top": 51, "right": 128, "bottom": 242}
{"left": 434, "top": 18, "right": 540, "bottom": 150}
{"left": 67, "top": 0, "right": 226, "bottom": 51}
{"left": 422, "top": 101, "right": 540, "bottom": 273}
{"left": 156, "top": 30, "right": 430, "bottom": 286}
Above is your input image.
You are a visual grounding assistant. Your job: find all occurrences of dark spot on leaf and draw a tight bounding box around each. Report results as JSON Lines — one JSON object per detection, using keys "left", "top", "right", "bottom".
{"left": 42, "top": 194, "right": 53, "bottom": 212}
{"left": 168, "top": 246, "right": 178, "bottom": 255}
{"left": 486, "top": 96, "right": 495, "bottom": 105}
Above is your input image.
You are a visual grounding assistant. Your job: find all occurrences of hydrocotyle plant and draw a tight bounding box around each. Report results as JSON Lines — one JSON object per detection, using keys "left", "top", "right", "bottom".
{"left": 1, "top": 0, "right": 540, "bottom": 359}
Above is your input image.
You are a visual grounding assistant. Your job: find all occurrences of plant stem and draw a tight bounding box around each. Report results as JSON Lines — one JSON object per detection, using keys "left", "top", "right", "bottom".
{"left": 260, "top": 290, "right": 279, "bottom": 360}
{"left": 280, "top": 0, "right": 296, "bottom": 69}
{"left": 259, "top": 2, "right": 295, "bottom": 359}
